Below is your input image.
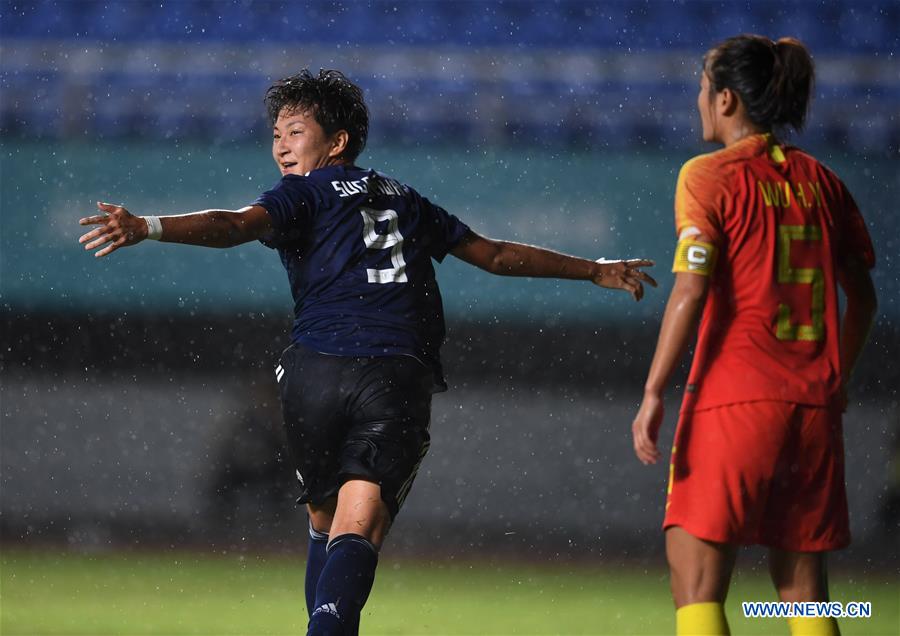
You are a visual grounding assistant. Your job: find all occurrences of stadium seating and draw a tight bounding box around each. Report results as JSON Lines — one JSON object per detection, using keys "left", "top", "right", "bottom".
{"left": 1, "top": 0, "right": 897, "bottom": 150}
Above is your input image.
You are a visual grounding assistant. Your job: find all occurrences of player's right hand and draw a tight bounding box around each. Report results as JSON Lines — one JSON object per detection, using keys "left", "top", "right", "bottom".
{"left": 632, "top": 392, "right": 664, "bottom": 465}
{"left": 78, "top": 202, "right": 148, "bottom": 258}
{"left": 592, "top": 258, "right": 657, "bottom": 301}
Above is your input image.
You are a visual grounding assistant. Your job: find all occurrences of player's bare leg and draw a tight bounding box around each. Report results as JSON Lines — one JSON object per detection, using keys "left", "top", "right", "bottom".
{"left": 308, "top": 497, "right": 337, "bottom": 533}
{"left": 307, "top": 479, "right": 391, "bottom": 635}
{"left": 769, "top": 548, "right": 830, "bottom": 601}
{"left": 666, "top": 527, "right": 736, "bottom": 606}
{"left": 328, "top": 479, "right": 392, "bottom": 546}
{"left": 666, "top": 526, "right": 737, "bottom": 635}
{"left": 770, "top": 549, "right": 839, "bottom": 635}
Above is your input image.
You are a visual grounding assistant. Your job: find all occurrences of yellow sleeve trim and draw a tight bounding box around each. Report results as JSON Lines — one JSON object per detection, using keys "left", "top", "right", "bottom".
{"left": 672, "top": 239, "right": 718, "bottom": 276}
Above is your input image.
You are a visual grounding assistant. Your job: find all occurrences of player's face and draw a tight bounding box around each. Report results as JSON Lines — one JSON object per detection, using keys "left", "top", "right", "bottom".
{"left": 272, "top": 108, "right": 340, "bottom": 176}
{"left": 697, "top": 72, "right": 718, "bottom": 143}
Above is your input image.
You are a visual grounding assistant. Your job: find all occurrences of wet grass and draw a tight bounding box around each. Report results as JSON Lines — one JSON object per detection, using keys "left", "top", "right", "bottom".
{"left": 1, "top": 549, "right": 897, "bottom": 635}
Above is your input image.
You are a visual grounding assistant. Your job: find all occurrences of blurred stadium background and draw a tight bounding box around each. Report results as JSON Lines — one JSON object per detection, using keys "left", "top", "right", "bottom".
{"left": 1, "top": 1, "right": 898, "bottom": 634}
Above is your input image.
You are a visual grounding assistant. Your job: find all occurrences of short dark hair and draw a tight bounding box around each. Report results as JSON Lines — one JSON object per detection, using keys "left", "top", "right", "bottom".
{"left": 704, "top": 34, "right": 815, "bottom": 132}
{"left": 264, "top": 69, "right": 369, "bottom": 163}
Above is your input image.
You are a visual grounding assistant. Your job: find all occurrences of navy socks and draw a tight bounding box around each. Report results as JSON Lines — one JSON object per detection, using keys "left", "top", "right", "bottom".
{"left": 307, "top": 533, "right": 379, "bottom": 636}
{"left": 305, "top": 522, "right": 329, "bottom": 617}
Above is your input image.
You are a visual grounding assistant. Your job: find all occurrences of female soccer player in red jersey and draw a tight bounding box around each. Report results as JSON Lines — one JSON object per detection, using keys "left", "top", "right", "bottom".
{"left": 632, "top": 35, "right": 877, "bottom": 636}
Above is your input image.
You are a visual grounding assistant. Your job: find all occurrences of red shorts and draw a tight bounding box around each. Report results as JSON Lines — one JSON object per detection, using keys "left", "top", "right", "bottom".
{"left": 663, "top": 401, "right": 850, "bottom": 551}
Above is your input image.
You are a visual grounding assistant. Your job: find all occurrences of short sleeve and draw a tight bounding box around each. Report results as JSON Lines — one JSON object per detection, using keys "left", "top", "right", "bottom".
{"left": 419, "top": 195, "right": 470, "bottom": 262}
{"left": 253, "top": 175, "right": 317, "bottom": 248}
{"left": 834, "top": 180, "right": 875, "bottom": 269}
{"left": 674, "top": 156, "right": 725, "bottom": 243}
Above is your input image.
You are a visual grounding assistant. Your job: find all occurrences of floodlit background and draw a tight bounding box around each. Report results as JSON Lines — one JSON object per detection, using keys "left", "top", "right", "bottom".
{"left": 1, "top": 1, "right": 898, "bottom": 634}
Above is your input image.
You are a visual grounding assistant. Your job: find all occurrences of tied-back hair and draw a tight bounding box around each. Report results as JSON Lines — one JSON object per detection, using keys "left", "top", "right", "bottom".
{"left": 704, "top": 34, "right": 815, "bottom": 132}
{"left": 265, "top": 69, "right": 369, "bottom": 163}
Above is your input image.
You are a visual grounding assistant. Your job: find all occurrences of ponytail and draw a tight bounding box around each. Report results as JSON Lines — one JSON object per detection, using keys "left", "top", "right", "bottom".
{"left": 704, "top": 34, "right": 815, "bottom": 133}
{"left": 769, "top": 37, "right": 815, "bottom": 130}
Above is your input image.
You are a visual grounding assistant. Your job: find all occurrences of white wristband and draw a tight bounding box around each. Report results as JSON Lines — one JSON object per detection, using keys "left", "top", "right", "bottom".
{"left": 144, "top": 215, "right": 163, "bottom": 240}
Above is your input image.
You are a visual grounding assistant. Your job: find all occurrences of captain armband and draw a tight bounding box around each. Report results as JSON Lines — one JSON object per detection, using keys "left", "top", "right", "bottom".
{"left": 672, "top": 238, "right": 718, "bottom": 276}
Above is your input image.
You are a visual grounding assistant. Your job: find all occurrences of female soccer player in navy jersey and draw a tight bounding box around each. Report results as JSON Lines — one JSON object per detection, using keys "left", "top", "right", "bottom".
{"left": 79, "top": 69, "right": 655, "bottom": 635}
{"left": 631, "top": 36, "right": 877, "bottom": 636}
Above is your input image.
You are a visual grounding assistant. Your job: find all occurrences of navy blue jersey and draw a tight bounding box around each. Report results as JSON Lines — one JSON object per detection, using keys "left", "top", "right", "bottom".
{"left": 254, "top": 165, "right": 469, "bottom": 391}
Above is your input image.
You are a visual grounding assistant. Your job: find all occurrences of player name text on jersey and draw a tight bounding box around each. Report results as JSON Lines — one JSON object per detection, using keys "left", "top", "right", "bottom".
{"left": 332, "top": 176, "right": 407, "bottom": 198}
{"left": 757, "top": 180, "right": 824, "bottom": 209}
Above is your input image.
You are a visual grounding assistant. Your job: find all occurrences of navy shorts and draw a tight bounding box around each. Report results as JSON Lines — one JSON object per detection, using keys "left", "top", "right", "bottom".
{"left": 275, "top": 343, "right": 433, "bottom": 519}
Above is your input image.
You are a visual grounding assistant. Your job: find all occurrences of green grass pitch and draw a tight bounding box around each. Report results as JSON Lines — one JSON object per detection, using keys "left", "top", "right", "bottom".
{"left": 1, "top": 549, "right": 897, "bottom": 634}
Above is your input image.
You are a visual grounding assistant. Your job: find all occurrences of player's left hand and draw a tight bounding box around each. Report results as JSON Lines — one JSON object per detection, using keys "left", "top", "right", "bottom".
{"left": 78, "top": 201, "right": 148, "bottom": 258}
{"left": 632, "top": 392, "right": 664, "bottom": 465}
{"left": 592, "top": 259, "right": 657, "bottom": 301}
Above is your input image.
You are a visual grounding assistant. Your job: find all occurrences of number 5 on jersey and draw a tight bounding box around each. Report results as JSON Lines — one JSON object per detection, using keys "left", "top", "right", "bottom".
{"left": 776, "top": 224, "right": 824, "bottom": 341}
{"left": 360, "top": 207, "right": 408, "bottom": 283}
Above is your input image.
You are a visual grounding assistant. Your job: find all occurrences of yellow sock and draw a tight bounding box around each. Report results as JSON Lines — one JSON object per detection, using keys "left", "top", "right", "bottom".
{"left": 787, "top": 616, "right": 840, "bottom": 635}
{"left": 676, "top": 602, "right": 730, "bottom": 636}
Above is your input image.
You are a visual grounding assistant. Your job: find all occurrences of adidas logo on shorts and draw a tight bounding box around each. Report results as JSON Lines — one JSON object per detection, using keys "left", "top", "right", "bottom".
{"left": 313, "top": 602, "right": 340, "bottom": 619}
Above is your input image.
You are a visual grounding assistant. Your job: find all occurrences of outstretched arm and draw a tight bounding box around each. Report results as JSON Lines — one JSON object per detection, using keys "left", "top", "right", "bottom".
{"left": 632, "top": 271, "right": 708, "bottom": 464}
{"left": 79, "top": 201, "right": 273, "bottom": 257}
{"left": 836, "top": 254, "right": 877, "bottom": 408}
{"left": 450, "top": 230, "right": 657, "bottom": 301}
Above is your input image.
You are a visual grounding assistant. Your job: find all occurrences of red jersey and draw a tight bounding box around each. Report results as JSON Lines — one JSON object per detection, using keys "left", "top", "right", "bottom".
{"left": 674, "top": 134, "right": 875, "bottom": 411}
